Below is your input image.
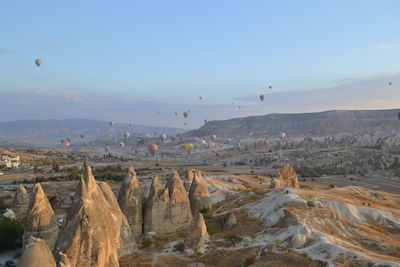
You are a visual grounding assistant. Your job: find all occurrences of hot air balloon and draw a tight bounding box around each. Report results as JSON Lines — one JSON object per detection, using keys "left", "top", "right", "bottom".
{"left": 157, "top": 111, "right": 160, "bottom": 114}
{"left": 60, "top": 139, "right": 65, "bottom": 144}
{"left": 211, "top": 134, "right": 217, "bottom": 141}
{"left": 80, "top": 134, "right": 85, "bottom": 138}
{"left": 129, "top": 123, "right": 133, "bottom": 127}
{"left": 259, "top": 95, "right": 265, "bottom": 101}
{"left": 238, "top": 106, "right": 241, "bottom": 109}
{"left": 35, "top": 59, "right": 42, "bottom": 67}
{"left": 184, "top": 122, "right": 187, "bottom": 126}
{"left": 204, "top": 119, "right": 207, "bottom": 123}
{"left": 280, "top": 132, "right": 286, "bottom": 139}
{"left": 175, "top": 112, "right": 179, "bottom": 116}
{"left": 183, "top": 111, "right": 189, "bottom": 118}
{"left": 124, "top": 132, "right": 131, "bottom": 139}
{"left": 147, "top": 144, "right": 158, "bottom": 156}
{"left": 109, "top": 121, "right": 116, "bottom": 127}
{"left": 389, "top": 82, "right": 392, "bottom": 86}
{"left": 397, "top": 111, "right": 400, "bottom": 120}
{"left": 268, "top": 85, "right": 272, "bottom": 90}
{"left": 263, "top": 136, "right": 270, "bottom": 145}
{"left": 119, "top": 142, "right": 125, "bottom": 148}
{"left": 160, "top": 134, "right": 167, "bottom": 142}
{"left": 66, "top": 137, "right": 71, "bottom": 143}
{"left": 63, "top": 142, "right": 70, "bottom": 148}
{"left": 199, "top": 96, "right": 202, "bottom": 100}
{"left": 184, "top": 143, "right": 194, "bottom": 153}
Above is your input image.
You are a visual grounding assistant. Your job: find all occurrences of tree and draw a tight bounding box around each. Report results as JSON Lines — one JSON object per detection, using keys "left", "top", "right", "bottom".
{"left": 0, "top": 215, "right": 24, "bottom": 251}
{"left": 52, "top": 160, "right": 60, "bottom": 172}
{"left": 225, "top": 234, "right": 243, "bottom": 247}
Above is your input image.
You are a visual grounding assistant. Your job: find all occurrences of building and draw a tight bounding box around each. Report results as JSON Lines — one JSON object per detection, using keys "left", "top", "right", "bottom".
{"left": 1, "top": 155, "right": 21, "bottom": 168}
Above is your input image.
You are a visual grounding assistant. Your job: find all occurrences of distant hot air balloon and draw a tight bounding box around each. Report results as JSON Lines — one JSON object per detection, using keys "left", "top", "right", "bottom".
{"left": 183, "top": 111, "right": 189, "bottom": 119}
{"left": 211, "top": 134, "right": 217, "bottom": 141}
{"left": 268, "top": 85, "right": 272, "bottom": 90}
{"left": 60, "top": 139, "right": 65, "bottom": 144}
{"left": 119, "top": 142, "right": 125, "bottom": 148}
{"left": 175, "top": 112, "right": 179, "bottom": 116}
{"left": 160, "top": 134, "right": 167, "bottom": 142}
{"left": 398, "top": 111, "right": 400, "bottom": 120}
{"left": 66, "top": 137, "right": 71, "bottom": 143}
{"left": 35, "top": 59, "right": 42, "bottom": 67}
{"left": 124, "top": 132, "right": 131, "bottom": 139}
{"left": 259, "top": 95, "right": 265, "bottom": 101}
{"left": 129, "top": 123, "right": 133, "bottom": 127}
{"left": 63, "top": 142, "right": 70, "bottom": 148}
{"left": 199, "top": 96, "right": 202, "bottom": 100}
{"left": 238, "top": 106, "right": 241, "bottom": 109}
{"left": 204, "top": 119, "right": 207, "bottom": 123}
{"left": 157, "top": 111, "right": 160, "bottom": 114}
{"left": 80, "top": 134, "right": 85, "bottom": 138}
{"left": 389, "top": 82, "right": 392, "bottom": 86}
{"left": 184, "top": 143, "right": 194, "bottom": 153}
{"left": 264, "top": 136, "right": 270, "bottom": 145}
{"left": 184, "top": 122, "right": 187, "bottom": 126}
{"left": 280, "top": 132, "right": 286, "bottom": 139}
{"left": 109, "top": 121, "right": 116, "bottom": 127}
{"left": 147, "top": 144, "right": 158, "bottom": 156}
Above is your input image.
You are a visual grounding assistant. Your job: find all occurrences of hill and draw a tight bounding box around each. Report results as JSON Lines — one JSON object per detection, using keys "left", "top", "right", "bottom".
{"left": 185, "top": 109, "right": 400, "bottom": 138}
{"left": 0, "top": 119, "right": 186, "bottom": 147}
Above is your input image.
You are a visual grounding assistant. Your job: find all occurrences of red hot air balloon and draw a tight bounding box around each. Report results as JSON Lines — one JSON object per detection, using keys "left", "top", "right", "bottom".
{"left": 63, "top": 142, "right": 70, "bottom": 148}
{"left": 147, "top": 144, "right": 158, "bottom": 156}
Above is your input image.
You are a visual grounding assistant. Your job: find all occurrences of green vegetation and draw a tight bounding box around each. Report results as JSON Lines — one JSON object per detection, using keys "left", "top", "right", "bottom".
{"left": 0, "top": 216, "right": 24, "bottom": 251}
{"left": 173, "top": 242, "right": 185, "bottom": 252}
{"left": 224, "top": 234, "right": 243, "bottom": 247}
{"left": 295, "top": 166, "right": 350, "bottom": 177}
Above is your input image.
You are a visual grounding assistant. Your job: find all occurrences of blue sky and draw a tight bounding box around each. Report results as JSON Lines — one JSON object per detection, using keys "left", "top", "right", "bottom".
{"left": 0, "top": 1, "right": 399, "bottom": 126}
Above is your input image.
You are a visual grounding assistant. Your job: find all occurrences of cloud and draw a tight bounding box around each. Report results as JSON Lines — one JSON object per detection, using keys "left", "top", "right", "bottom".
{"left": 375, "top": 43, "right": 392, "bottom": 49}
{"left": 0, "top": 48, "right": 15, "bottom": 54}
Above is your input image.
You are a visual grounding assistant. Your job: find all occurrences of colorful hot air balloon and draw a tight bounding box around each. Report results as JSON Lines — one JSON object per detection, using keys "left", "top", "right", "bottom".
{"left": 175, "top": 112, "right": 179, "bottom": 116}
{"left": 259, "top": 95, "right": 265, "bottom": 101}
{"left": 35, "top": 59, "right": 42, "bottom": 67}
{"left": 119, "top": 142, "right": 125, "bottom": 148}
{"left": 63, "top": 142, "right": 70, "bottom": 148}
{"left": 184, "top": 143, "right": 194, "bottom": 153}
{"left": 160, "top": 134, "right": 167, "bottom": 142}
{"left": 109, "top": 121, "right": 116, "bottom": 127}
{"left": 280, "top": 132, "right": 286, "bottom": 139}
{"left": 124, "top": 132, "right": 131, "bottom": 139}
{"left": 183, "top": 111, "right": 189, "bottom": 118}
{"left": 147, "top": 144, "right": 158, "bottom": 155}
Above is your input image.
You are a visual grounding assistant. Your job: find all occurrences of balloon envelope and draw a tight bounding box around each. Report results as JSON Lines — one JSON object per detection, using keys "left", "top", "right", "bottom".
{"left": 147, "top": 144, "right": 158, "bottom": 154}
{"left": 63, "top": 142, "right": 70, "bottom": 148}
{"left": 183, "top": 112, "right": 189, "bottom": 118}
{"left": 160, "top": 134, "right": 167, "bottom": 141}
{"left": 124, "top": 132, "right": 131, "bottom": 139}
{"left": 109, "top": 121, "right": 116, "bottom": 127}
{"left": 184, "top": 143, "right": 194, "bottom": 152}
{"left": 259, "top": 95, "right": 265, "bottom": 101}
{"left": 35, "top": 59, "right": 42, "bottom": 67}
{"left": 119, "top": 142, "right": 125, "bottom": 148}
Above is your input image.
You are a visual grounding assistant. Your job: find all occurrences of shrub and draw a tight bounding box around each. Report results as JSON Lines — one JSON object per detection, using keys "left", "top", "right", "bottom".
{"left": 141, "top": 239, "right": 153, "bottom": 248}
{"left": 225, "top": 234, "right": 243, "bottom": 247}
{"left": 0, "top": 216, "right": 24, "bottom": 251}
{"left": 173, "top": 242, "right": 185, "bottom": 252}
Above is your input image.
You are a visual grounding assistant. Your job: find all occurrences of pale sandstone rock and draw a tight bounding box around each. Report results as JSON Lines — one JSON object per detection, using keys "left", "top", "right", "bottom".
{"left": 189, "top": 171, "right": 212, "bottom": 215}
{"left": 19, "top": 236, "right": 56, "bottom": 267}
{"left": 270, "top": 165, "right": 300, "bottom": 189}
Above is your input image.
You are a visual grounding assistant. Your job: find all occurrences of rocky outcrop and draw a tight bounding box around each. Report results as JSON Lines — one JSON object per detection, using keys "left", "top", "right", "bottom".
{"left": 143, "top": 172, "right": 192, "bottom": 235}
{"left": 117, "top": 167, "right": 143, "bottom": 239}
{"left": 19, "top": 236, "right": 56, "bottom": 267}
{"left": 222, "top": 213, "right": 237, "bottom": 230}
{"left": 54, "top": 167, "right": 135, "bottom": 267}
{"left": 12, "top": 184, "right": 30, "bottom": 218}
{"left": 23, "top": 183, "right": 58, "bottom": 250}
{"left": 270, "top": 165, "right": 300, "bottom": 189}
{"left": 58, "top": 251, "right": 71, "bottom": 267}
{"left": 189, "top": 171, "right": 212, "bottom": 215}
{"left": 184, "top": 213, "right": 208, "bottom": 251}
{"left": 183, "top": 168, "right": 195, "bottom": 191}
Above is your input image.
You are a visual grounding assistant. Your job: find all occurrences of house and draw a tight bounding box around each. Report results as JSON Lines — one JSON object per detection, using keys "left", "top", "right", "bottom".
{"left": 1, "top": 155, "right": 21, "bottom": 168}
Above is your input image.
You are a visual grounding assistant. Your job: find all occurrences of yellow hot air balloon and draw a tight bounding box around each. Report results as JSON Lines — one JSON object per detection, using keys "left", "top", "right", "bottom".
{"left": 184, "top": 143, "right": 194, "bottom": 153}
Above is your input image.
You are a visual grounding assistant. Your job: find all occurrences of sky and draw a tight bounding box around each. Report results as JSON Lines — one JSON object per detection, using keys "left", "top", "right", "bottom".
{"left": 1, "top": 0, "right": 400, "bottom": 127}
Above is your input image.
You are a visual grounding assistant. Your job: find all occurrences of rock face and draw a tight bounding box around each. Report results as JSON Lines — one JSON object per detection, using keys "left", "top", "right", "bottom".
{"left": 183, "top": 168, "right": 195, "bottom": 191}
{"left": 184, "top": 213, "right": 208, "bottom": 250}
{"left": 222, "top": 213, "right": 237, "bottom": 231}
{"left": 58, "top": 251, "right": 71, "bottom": 267}
{"left": 19, "top": 236, "right": 56, "bottom": 267}
{"left": 189, "top": 171, "right": 212, "bottom": 215}
{"left": 117, "top": 167, "right": 143, "bottom": 239}
{"left": 270, "top": 165, "right": 300, "bottom": 189}
{"left": 23, "top": 183, "right": 58, "bottom": 250}
{"left": 12, "top": 184, "right": 30, "bottom": 218}
{"left": 54, "top": 167, "right": 135, "bottom": 267}
{"left": 143, "top": 172, "right": 192, "bottom": 235}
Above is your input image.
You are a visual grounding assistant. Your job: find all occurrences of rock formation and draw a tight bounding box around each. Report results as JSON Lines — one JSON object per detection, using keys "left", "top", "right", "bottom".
{"left": 19, "top": 236, "right": 56, "bottom": 267}
{"left": 143, "top": 172, "right": 192, "bottom": 235}
{"left": 270, "top": 165, "right": 300, "bottom": 189}
{"left": 23, "top": 183, "right": 58, "bottom": 250}
{"left": 58, "top": 251, "right": 71, "bottom": 267}
{"left": 189, "top": 171, "right": 212, "bottom": 215}
{"left": 12, "top": 184, "right": 30, "bottom": 218}
{"left": 54, "top": 167, "right": 135, "bottom": 267}
{"left": 184, "top": 213, "right": 208, "bottom": 251}
{"left": 222, "top": 213, "right": 237, "bottom": 230}
{"left": 183, "top": 168, "right": 195, "bottom": 191}
{"left": 117, "top": 167, "right": 143, "bottom": 239}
